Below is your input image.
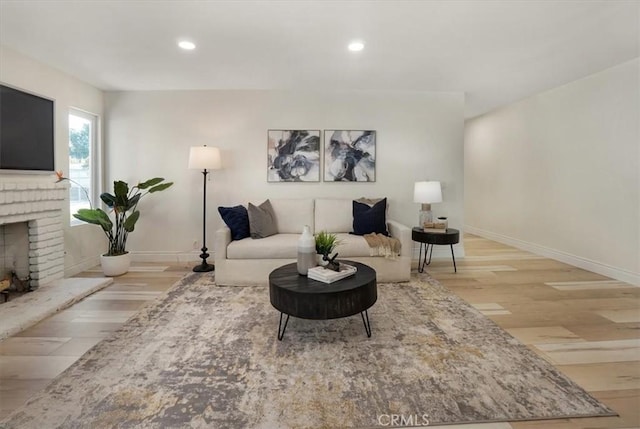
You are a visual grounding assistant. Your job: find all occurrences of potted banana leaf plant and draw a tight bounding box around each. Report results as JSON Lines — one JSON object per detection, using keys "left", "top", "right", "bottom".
{"left": 56, "top": 172, "right": 173, "bottom": 276}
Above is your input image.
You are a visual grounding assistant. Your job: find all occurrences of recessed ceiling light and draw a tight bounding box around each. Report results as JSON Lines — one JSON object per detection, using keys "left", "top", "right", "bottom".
{"left": 178, "top": 40, "right": 196, "bottom": 50}
{"left": 348, "top": 41, "right": 364, "bottom": 52}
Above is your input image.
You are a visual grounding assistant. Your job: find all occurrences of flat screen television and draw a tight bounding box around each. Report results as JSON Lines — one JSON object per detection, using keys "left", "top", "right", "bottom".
{"left": 0, "top": 84, "right": 55, "bottom": 172}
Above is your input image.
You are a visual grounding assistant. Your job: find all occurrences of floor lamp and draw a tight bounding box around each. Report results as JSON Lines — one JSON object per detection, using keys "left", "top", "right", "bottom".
{"left": 189, "top": 145, "right": 222, "bottom": 272}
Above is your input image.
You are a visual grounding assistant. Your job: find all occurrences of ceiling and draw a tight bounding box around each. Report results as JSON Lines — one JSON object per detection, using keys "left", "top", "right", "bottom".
{"left": 1, "top": 0, "right": 638, "bottom": 118}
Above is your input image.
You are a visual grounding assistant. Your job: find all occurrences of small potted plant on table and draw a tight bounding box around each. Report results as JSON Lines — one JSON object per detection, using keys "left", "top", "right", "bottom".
{"left": 314, "top": 231, "right": 341, "bottom": 268}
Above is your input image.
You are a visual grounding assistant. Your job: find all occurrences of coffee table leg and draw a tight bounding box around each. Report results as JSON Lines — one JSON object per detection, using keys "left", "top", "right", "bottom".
{"left": 361, "top": 310, "right": 372, "bottom": 338}
{"left": 277, "top": 312, "right": 290, "bottom": 341}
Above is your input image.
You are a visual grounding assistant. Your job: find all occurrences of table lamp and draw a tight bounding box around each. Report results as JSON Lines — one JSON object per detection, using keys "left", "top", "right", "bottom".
{"left": 413, "top": 181, "right": 442, "bottom": 227}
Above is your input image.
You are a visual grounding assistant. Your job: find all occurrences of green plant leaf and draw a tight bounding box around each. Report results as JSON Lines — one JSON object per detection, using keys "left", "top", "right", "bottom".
{"left": 73, "top": 208, "right": 113, "bottom": 232}
{"left": 315, "top": 230, "right": 340, "bottom": 255}
{"left": 126, "top": 193, "right": 141, "bottom": 210}
{"left": 138, "top": 178, "right": 164, "bottom": 189}
{"left": 100, "top": 193, "right": 116, "bottom": 208}
{"left": 123, "top": 210, "right": 140, "bottom": 232}
{"left": 148, "top": 182, "right": 173, "bottom": 193}
{"left": 114, "top": 181, "right": 129, "bottom": 208}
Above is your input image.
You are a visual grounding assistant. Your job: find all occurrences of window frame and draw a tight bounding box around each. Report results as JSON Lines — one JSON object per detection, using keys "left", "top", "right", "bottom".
{"left": 68, "top": 108, "right": 101, "bottom": 227}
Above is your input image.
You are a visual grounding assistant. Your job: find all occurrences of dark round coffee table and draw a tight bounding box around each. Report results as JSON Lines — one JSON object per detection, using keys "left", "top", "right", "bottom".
{"left": 269, "top": 261, "right": 377, "bottom": 340}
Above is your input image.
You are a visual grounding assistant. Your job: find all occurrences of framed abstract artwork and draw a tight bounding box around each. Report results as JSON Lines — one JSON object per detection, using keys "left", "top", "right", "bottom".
{"left": 267, "top": 130, "right": 321, "bottom": 182}
{"left": 323, "top": 130, "right": 376, "bottom": 182}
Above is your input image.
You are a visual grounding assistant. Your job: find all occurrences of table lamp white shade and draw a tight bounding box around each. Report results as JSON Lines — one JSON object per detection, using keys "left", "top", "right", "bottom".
{"left": 413, "top": 181, "right": 442, "bottom": 204}
{"left": 414, "top": 181, "right": 442, "bottom": 226}
{"left": 188, "top": 146, "right": 222, "bottom": 170}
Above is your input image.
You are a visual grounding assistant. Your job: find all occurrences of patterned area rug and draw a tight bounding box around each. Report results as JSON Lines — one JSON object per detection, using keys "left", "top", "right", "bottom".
{"left": 1, "top": 273, "right": 615, "bottom": 429}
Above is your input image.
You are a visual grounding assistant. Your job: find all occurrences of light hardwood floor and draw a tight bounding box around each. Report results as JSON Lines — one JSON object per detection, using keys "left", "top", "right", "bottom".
{"left": 0, "top": 234, "right": 638, "bottom": 428}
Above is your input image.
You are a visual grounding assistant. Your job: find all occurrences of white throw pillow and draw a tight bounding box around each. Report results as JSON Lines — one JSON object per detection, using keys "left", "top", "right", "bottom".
{"left": 267, "top": 199, "right": 315, "bottom": 234}
{"left": 315, "top": 199, "right": 353, "bottom": 233}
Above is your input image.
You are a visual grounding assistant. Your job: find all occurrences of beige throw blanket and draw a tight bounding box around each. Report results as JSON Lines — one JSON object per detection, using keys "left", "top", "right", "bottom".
{"left": 363, "top": 233, "right": 401, "bottom": 259}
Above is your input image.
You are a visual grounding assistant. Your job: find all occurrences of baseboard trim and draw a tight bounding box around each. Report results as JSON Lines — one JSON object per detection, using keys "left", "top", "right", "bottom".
{"left": 129, "top": 251, "right": 203, "bottom": 264}
{"left": 65, "top": 256, "right": 101, "bottom": 277}
{"left": 411, "top": 239, "right": 466, "bottom": 260}
{"left": 65, "top": 252, "right": 203, "bottom": 276}
{"left": 133, "top": 248, "right": 470, "bottom": 267}
{"left": 465, "top": 225, "right": 640, "bottom": 286}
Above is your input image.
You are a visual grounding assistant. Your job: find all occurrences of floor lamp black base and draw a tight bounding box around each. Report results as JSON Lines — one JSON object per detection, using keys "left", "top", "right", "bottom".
{"left": 193, "top": 245, "right": 214, "bottom": 272}
{"left": 192, "top": 262, "right": 214, "bottom": 273}
{"left": 194, "top": 168, "right": 214, "bottom": 274}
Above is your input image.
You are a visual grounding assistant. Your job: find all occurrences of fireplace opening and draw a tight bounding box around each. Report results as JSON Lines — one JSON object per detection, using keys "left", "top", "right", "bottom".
{"left": 0, "top": 271, "right": 33, "bottom": 302}
{"left": 0, "top": 222, "right": 35, "bottom": 302}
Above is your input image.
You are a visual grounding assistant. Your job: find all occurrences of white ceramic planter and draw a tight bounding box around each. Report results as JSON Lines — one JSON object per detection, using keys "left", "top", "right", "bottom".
{"left": 316, "top": 254, "right": 329, "bottom": 267}
{"left": 101, "top": 252, "right": 131, "bottom": 277}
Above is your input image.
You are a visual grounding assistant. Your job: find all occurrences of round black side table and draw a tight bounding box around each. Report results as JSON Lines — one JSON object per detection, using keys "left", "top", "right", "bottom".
{"left": 269, "top": 261, "right": 377, "bottom": 340}
{"left": 411, "top": 227, "right": 460, "bottom": 273}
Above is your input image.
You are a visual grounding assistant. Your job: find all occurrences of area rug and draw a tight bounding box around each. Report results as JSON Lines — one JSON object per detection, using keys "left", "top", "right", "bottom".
{"left": 1, "top": 273, "right": 615, "bottom": 429}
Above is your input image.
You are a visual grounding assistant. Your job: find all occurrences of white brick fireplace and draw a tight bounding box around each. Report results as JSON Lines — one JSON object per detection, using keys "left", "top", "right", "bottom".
{"left": 0, "top": 181, "right": 66, "bottom": 288}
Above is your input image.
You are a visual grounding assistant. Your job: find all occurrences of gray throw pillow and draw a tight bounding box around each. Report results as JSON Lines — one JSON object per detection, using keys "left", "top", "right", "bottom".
{"left": 248, "top": 199, "right": 278, "bottom": 239}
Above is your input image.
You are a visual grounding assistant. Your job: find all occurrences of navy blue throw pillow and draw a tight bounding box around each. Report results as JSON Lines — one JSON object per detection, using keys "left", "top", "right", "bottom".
{"left": 352, "top": 198, "right": 388, "bottom": 236}
{"left": 218, "top": 205, "right": 250, "bottom": 241}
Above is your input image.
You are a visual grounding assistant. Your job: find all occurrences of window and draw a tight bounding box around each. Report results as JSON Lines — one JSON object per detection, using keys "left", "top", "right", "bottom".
{"left": 68, "top": 109, "right": 99, "bottom": 225}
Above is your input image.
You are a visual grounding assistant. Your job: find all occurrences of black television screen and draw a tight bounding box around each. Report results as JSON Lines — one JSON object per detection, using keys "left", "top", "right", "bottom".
{"left": 0, "top": 84, "right": 55, "bottom": 172}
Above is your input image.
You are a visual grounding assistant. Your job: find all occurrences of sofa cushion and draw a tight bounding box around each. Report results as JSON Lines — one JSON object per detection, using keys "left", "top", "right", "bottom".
{"left": 217, "top": 205, "right": 250, "bottom": 241}
{"left": 248, "top": 199, "right": 278, "bottom": 239}
{"left": 332, "top": 233, "right": 378, "bottom": 257}
{"left": 227, "top": 234, "right": 299, "bottom": 259}
{"left": 268, "top": 199, "right": 314, "bottom": 234}
{"left": 315, "top": 198, "right": 352, "bottom": 233}
{"left": 352, "top": 198, "right": 388, "bottom": 235}
{"left": 227, "top": 232, "right": 380, "bottom": 259}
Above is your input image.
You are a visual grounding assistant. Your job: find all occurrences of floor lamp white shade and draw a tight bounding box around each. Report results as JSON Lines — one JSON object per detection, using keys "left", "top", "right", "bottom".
{"left": 414, "top": 181, "right": 442, "bottom": 226}
{"left": 188, "top": 146, "right": 222, "bottom": 170}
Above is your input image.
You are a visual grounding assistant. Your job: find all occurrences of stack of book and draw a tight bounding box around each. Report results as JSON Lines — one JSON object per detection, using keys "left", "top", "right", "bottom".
{"left": 308, "top": 264, "right": 357, "bottom": 284}
{"left": 422, "top": 221, "right": 447, "bottom": 233}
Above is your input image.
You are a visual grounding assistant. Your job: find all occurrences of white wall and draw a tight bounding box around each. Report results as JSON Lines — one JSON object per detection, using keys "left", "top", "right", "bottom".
{"left": 465, "top": 59, "right": 640, "bottom": 285}
{"left": 0, "top": 45, "right": 106, "bottom": 276}
{"left": 104, "top": 90, "right": 465, "bottom": 262}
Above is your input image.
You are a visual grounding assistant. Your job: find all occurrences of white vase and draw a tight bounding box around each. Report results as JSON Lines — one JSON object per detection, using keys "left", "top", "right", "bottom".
{"left": 297, "top": 225, "right": 316, "bottom": 275}
{"left": 101, "top": 252, "right": 131, "bottom": 277}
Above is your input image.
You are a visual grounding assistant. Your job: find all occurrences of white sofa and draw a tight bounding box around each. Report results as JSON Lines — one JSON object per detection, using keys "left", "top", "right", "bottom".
{"left": 214, "top": 198, "right": 412, "bottom": 286}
